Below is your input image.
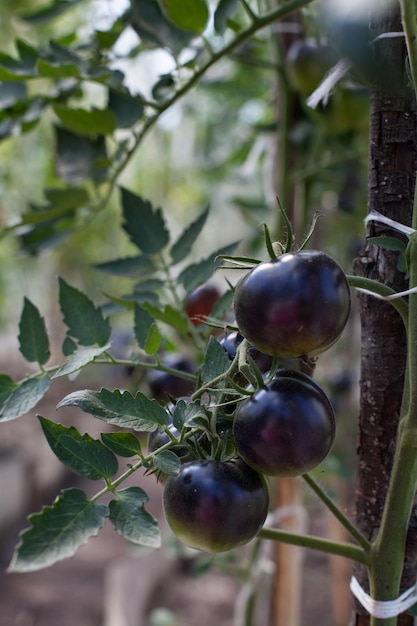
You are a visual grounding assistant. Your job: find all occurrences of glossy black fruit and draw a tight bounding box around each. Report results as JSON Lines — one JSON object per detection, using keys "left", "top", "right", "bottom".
{"left": 233, "top": 370, "right": 335, "bottom": 477}
{"left": 163, "top": 458, "right": 269, "bottom": 552}
{"left": 233, "top": 250, "right": 350, "bottom": 358}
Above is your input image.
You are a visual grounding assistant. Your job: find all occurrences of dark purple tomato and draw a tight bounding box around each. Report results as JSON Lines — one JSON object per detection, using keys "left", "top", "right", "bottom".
{"left": 163, "top": 458, "right": 269, "bottom": 553}
{"left": 219, "top": 330, "right": 274, "bottom": 373}
{"left": 147, "top": 355, "right": 196, "bottom": 402}
{"left": 233, "top": 250, "right": 350, "bottom": 358}
{"left": 233, "top": 370, "right": 335, "bottom": 477}
{"left": 184, "top": 283, "right": 220, "bottom": 327}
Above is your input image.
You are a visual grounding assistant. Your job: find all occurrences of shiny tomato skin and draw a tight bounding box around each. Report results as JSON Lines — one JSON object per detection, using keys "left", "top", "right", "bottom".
{"left": 233, "top": 251, "right": 350, "bottom": 358}
{"left": 163, "top": 458, "right": 269, "bottom": 553}
{"left": 184, "top": 283, "right": 220, "bottom": 326}
{"left": 233, "top": 371, "right": 335, "bottom": 477}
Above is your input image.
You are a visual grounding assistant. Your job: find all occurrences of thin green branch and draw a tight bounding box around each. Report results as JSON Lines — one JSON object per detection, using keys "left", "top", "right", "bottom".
{"left": 400, "top": 0, "right": 417, "bottom": 108}
{"left": 303, "top": 473, "right": 371, "bottom": 551}
{"left": 258, "top": 526, "right": 369, "bottom": 565}
{"left": 239, "top": 0, "right": 259, "bottom": 22}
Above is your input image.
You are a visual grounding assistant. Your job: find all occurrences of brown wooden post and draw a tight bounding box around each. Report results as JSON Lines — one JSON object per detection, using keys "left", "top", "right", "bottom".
{"left": 352, "top": 3, "right": 417, "bottom": 624}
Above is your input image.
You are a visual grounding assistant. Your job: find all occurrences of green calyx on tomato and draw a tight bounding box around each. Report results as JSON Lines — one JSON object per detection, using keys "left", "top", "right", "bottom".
{"left": 163, "top": 458, "right": 269, "bottom": 553}
{"left": 233, "top": 369, "right": 335, "bottom": 477}
{"left": 233, "top": 250, "right": 351, "bottom": 359}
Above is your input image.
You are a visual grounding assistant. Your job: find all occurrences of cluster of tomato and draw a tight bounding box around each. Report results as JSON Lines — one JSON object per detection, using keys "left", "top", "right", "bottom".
{"left": 148, "top": 250, "right": 351, "bottom": 553}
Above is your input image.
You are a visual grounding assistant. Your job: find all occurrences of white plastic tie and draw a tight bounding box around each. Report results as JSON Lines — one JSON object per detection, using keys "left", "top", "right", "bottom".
{"left": 350, "top": 576, "right": 417, "bottom": 619}
{"left": 365, "top": 210, "right": 416, "bottom": 237}
{"left": 307, "top": 58, "right": 352, "bottom": 109}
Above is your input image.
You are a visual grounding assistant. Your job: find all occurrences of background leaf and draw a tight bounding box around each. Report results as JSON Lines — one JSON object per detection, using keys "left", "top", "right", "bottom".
{"left": 134, "top": 303, "right": 154, "bottom": 349}
{"left": 59, "top": 278, "right": 111, "bottom": 347}
{"left": 53, "top": 105, "right": 117, "bottom": 136}
{"left": 9, "top": 488, "right": 108, "bottom": 572}
{"left": 57, "top": 388, "right": 169, "bottom": 431}
{"left": 159, "top": 0, "right": 209, "bottom": 33}
{"left": 178, "top": 241, "right": 239, "bottom": 293}
{"left": 94, "top": 255, "right": 155, "bottom": 277}
{"left": 38, "top": 416, "right": 119, "bottom": 480}
{"left": 214, "top": 0, "right": 239, "bottom": 34}
{"left": 109, "top": 487, "right": 160, "bottom": 547}
{"left": 55, "top": 127, "right": 108, "bottom": 184}
{"left": 130, "top": 0, "right": 195, "bottom": 54}
{"left": 18, "top": 298, "right": 50, "bottom": 365}
{"left": 108, "top": 89, "right": 144, "bottom": 128}
{"left": 170, "top": 207, "right": 209, "bottom": 264}
{"left": 145, "top": 323, "right": 162, "bottom": 354}
{"left": 142, "top": 303, "right": 188, "bottom": 334}
{"left": 121, "top": 188, "right": 170, "bottom": 254}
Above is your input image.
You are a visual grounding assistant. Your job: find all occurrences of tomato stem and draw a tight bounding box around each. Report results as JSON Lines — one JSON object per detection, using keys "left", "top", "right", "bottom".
{"left": 258, "top": 526, "right": 368, "bottom": 565}
{"left": 302, "top": 473, "right": 371, "bottom": 550}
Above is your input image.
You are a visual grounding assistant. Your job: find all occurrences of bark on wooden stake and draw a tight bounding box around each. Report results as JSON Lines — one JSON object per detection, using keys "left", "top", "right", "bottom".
{"left": 352, "top": 4, "right": 417, "bottom": 624}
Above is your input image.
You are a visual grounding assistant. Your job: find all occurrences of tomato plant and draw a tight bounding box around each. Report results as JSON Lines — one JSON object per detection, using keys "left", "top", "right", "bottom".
{"left": 1, "top": 1, "right": 417, "bottom": 626}
{"left": 233, "top": 250, "right": 351, "bottom": 358}
{"left": 233, "top": 369, "right": 335, "bottom": 477}
{"left": 162, "top": 458, "right": 269, "bottom": 553}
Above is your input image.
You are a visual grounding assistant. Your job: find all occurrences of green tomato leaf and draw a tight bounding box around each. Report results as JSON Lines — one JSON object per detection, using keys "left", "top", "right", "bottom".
{"left": 170, "top": 207, "right": 209, "bottom": 265}
{"left": 53, "top": 105, "right": 117, "bottom": 136}
{"left": 55, "top": 126, "right": 108, "bottom": 184}
{"left": 18, "top": 298, "right": 50, "bottom": 366}
{"left": 178, "top": 241, "right": 239, "bottom": 294}
{"left": 0, "top": 81, "right": 27, "bottom": 107}
{"left": 52, "top": 344, "right": 111, "bottom": 379}
{"left": 201, "top": 336, "right": 231, "bottom": 383}
{"left": 172, "top": 398, "right": 208, "bottom": 430}
{"left": 134, "top": 303, "right": 154, "bottom": 349}
{"left": 145, "top": 323, "right": 162, "bottom": 355}
{"left": 152, "top": 450, "right": 180, "bottom": 476}
{"left": 0, "top": 374, "right": 51, "bottom": 422}
{"left": 20, "top": 0, "right": 84, "bottom": 24}
{"left": 0, "top": 375, "right": 18, "bottom": 412}
{"left": 109, "top": 487, "right": 160, "bottom": 548}
{"left": 130, "top": 0, "right": 195, "bottom": 54}
{"left": 101, "top": 432, "right": 142, "bottom": 458}
{"left": 214, "top": 0, "right": 239, "bottom": 34}
{"left": 38, "top": 416, "right": 119, "bottom": 480}
{"left": 59, "top": 277, "right": 111, "bottom": 347}
{"left": 94, "top": 255, "right": 155, "bottom": 277}
{"left": 57, "top": 388, "right": 169, "bottom": 432}
{"left": 121, "top": 188, "right": 170, "bottom": 254}
{"left": 37, "top": 59, "right": 80, "bottom": 78}
{"left": 368, "top": 236, "right": 407, "bottom": 253}
{"left": 108, "top": 88, "right": 144, "bottom": 128}
{"left": 9, "top": 488, "right": 108, "bottom": 572}
{"left": 159, "top": 0, "right": 209, "bottom": 33}
{"left": 142, "top": 303, "right": 188, "bottom": 334}
{"left": 0, "top": 43, "right": 38, "bottom": 80}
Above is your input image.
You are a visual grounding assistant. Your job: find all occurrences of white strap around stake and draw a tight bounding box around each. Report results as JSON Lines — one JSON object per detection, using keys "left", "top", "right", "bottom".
{"left": 350, "top": 576, "right": 417, "bottom": 619}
